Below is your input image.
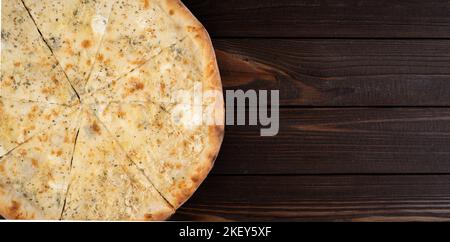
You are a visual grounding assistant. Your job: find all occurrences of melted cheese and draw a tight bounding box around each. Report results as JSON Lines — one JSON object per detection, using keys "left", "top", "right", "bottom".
{"left": 0, "top": 106, "right": 80, "bottom": 219}
{"left": 91, "top": 14, "right": 108, "bottom": 35}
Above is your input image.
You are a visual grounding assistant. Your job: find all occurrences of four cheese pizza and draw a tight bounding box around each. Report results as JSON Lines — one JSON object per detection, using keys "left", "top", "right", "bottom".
{"left": 0, "top": 0, "right": 224, "bottom": 220}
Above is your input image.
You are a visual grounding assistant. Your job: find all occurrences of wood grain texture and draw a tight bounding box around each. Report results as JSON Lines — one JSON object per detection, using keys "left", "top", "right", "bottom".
{"left": 184, "top": 0, "right": 450, "bottom": 38}
{"left": 215, "top": 39, "right": 450, "bottom": 106}
{"left": 214, "top": 108, "right": 450, "bottom": 174}
{"left": 172, "top": 175, "right": 450, "bottom": 221}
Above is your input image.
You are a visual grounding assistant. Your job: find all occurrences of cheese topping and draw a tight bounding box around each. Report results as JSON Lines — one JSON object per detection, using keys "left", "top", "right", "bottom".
{"left": 91, "top": 15, "right": 108, "bottom": 35}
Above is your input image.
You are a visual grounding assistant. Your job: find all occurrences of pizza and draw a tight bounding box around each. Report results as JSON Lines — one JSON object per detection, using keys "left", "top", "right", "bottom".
{"left": 0, "top": 0, "right": 224, "bottom": 220}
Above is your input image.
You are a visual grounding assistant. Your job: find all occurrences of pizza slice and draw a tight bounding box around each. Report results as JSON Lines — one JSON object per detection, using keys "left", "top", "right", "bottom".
{"left": 22, "top": 0, "right": 115, "bottom": 95}
{"left": 0, "top": 98, "right": 78, "bottom": 157}
{"left": 0, "top": 0, "right": 77, "bottom": 104}
{"left": 62, "top": 108, "right": 173, "bottom": 220}
{"left": 89, "top": 102, "right": 162, "bottom": 166}
{"left": 84, "top": 37, "right": 203, "bottom": 106}
{"left": 84, "top": 0, "right": 190, "bottom": 94}
{"left": 0, "top": 106, "right": 80, "bottom": 219}
{"left": 93, "top": 101, "right": 223, "bottom": 208}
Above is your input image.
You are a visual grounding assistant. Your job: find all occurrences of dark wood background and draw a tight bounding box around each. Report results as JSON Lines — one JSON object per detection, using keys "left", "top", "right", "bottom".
{"left": 170, "top": 0, "right": 450, "bottom": 221}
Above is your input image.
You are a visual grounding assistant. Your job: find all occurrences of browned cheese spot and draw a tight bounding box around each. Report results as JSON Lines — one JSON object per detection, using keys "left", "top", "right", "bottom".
{"left": 38, "top": 134, "right": 49, "bottom": 143}
{"left": 27, "top": 108, "right": 37, "bottom": 119}
{"left": 187, "top": 26, "right": 196, "bottom": 33}
{"left": 91, "top": 121, "right": 101, "bottom": 134}
{"left": 31, "top": 159, "right": 39, "bottom": 168}
{"left": 65, "top": 64, "right": 74, "bottom": 70}
{"left": 191, "top": 175, "right": 200, "bottom": 183}
{"left": 125, "top": 79, "right": 145, "bottom": 96}
{"left": 19, "top": 149, "right": 27, "bottom": 156}
{"left": 81, "top": 39, "right": 92, "bottom": 49}
{"left": 117, "top": 110, "right": 126, "bottom": 119}
{"left": 8, "top": 201, "right": 21, "bottom": 217}
{"left": 96, "top": 53, "right": 104, "bottom": 62}
{"left": 142, "top": 0, "right": 150, "bottom": 9}
{"left": 51, "top": 75, "right": 59, "bottom": 84}
{"left": 178, "top": 181, "right": 187, "bottom": 189}
{"left": 41, "top": 87, "right": 54, "bottom": 95}
{"left": 160, "top": 83, "right": 166, "bottom": 93}
{"left": 64, "top": 135, "right": 70, "bottom": 143}
{"left": 134, "top": 82, "right": 144, "bottom": 90}
{"left": 130, "top": 59, "right": 146, "bottom": 65}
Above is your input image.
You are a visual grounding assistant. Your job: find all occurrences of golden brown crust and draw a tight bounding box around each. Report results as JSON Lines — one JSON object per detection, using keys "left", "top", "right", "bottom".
{"left": 141, "top": 208, "right": 175, "bottom": 221}
{"left": 168, "top": 101, "right": 225, "bottom": 208}
{"left": 157, "top": 0, "right": 224, "bottom": 209}
{"left": 167, "top": 124, "right": 224, "bottom": 208}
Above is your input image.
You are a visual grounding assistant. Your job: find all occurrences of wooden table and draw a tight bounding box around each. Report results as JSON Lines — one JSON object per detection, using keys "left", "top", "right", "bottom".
{"left": 171, "top": 0, "right": 450, "bottom": 222}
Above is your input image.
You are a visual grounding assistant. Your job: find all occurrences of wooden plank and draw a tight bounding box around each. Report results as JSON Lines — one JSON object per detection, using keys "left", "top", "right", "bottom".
{"left": 185, "top": 0, "right": 450, "bottom": 38}
{"left": 173, "top": 175, "right": 450, "bottom": 221}
{"left": 215, "top": 39, "right": 450, "bottom": 106}
{"left": 213, "top": 108, "right": 450, "bottom": 174}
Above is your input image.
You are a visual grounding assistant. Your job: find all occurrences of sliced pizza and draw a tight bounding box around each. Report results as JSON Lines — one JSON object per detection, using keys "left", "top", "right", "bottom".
{"left": 0, "top": 106, "right": 80, "bottom": 219}
{"left": 84, "top": 0, "right": 191, "bottom": 94}
{"left": 0, "top": 0, "right": 77, "bottom": 104}
{"left": 84, "top": 37, "right": 203, "bottom": 106}
{"left": 22, "top": 0, "right": 115, "bottom": 95}
{"left": 93, "top": 101, "right": 223, "bottom": 208}
{"left": 0, "top": 98, "right": 77, "bottom": 157}
{"left": 62, "top": 108, "right": 173, "bottom": 220}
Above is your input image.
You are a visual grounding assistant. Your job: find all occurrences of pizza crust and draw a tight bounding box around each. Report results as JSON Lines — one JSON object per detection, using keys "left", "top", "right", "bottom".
{"left": 161, "top": 0, "right": 224, "bottom": 207}
{"left": 160, "top": 0, "right": 223, "bottom": 92}
{"left": 170, "top": 125, "right": 224, "bottom": 208}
